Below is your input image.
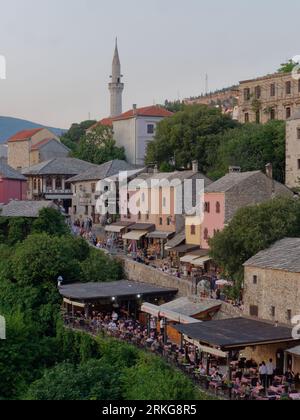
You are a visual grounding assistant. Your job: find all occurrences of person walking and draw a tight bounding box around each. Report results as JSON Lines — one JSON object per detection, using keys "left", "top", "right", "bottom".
{"left": 266, "top": 358, "right": 275, "bottom": 387}
{"left": 259, "top": 362, "right": 268, "bottom": 389}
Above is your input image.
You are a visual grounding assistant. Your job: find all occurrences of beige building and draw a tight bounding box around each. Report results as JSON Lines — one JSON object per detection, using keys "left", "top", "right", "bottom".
{"left": 239, "top": 72, "right": 300, "bottom": 124}
{"left": 243, "top": 238, "right": 300, "bottom": 326}
{"left": 7, "top": 128, "right": 62, "bottom": 170}
{"left": 286, "top": 109, "right": 300, "bottom": 189}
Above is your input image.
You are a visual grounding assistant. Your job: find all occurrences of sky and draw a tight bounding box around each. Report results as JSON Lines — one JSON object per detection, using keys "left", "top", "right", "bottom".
{"left": 0, "top": 0, "right": 300, "bottom": 128}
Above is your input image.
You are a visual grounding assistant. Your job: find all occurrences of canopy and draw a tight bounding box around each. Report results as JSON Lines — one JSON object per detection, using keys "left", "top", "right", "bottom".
{"left": 192, "top": 256, "right": 212, "bottom": 267}
{"left": 141, "top": 302, "right": 200, "bottom": 324}
{"left": 63, "top": 298, "right": 86, "bottom": 308}
{"left": 105, "top": 225, "right": 126, "bottom": 233}
{"left": 122, "top": 230, "right": 149, "bottom": 241}
{"left": 286, "top": 346, "right": 300, "bottom": 357}
{"left": 183, "top": 335, "right": 227, "bottom": 358}
{"left": 147, "top": 231, "right": 174, "bottom": 240}
{"left": 180, "top": 254, "right": 199, "bottom": 264}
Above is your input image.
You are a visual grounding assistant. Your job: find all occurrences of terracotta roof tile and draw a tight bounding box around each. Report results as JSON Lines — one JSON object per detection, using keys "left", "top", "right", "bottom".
{"left": 113, "top": 105, "right": 173, "bottom": 121}
{"left": 8, "top": 128, "right": 44, "bottom": 143}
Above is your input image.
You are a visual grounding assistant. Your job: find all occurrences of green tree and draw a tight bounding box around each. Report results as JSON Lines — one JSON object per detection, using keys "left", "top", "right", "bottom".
{"left": 33, "top": 208, "right": 69, "bottom": 236}
{"left": 60, "top": 120, "right": 97, "bottom": 152}
{"left": 278, "top": 59, "right": 299, "bottom": 73}
{"left": 209, "top": 197, "right": 300, "bottom": 296}
{"left": 75, "top": 125, "right": 126, "bottom": 164}
{"left": 146, "top": 105, "right": 237, "bottom": 169}
{"left": 80, "top": 248, "right": 123, "bottom": 283}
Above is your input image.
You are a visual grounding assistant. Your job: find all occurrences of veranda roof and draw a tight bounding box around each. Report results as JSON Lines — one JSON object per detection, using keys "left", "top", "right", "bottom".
{"left": 192, "top": 256, "right": 212, "bottom": 267}
{"left": 122, "top": 230, "right": 149, "bottom": 241}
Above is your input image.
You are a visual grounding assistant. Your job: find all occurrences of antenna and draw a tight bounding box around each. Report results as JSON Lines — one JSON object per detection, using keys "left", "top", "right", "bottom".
{"left": 205, "top": 74, "right": 209, "bottom": 95}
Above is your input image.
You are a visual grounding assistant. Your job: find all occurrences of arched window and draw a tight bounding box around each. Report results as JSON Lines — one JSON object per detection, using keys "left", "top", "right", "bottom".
{"left": 216, "top": 202, "right": 221, "bottom": 214}
{"left": 204, "top": 228, "right": 209, "bottom": 241}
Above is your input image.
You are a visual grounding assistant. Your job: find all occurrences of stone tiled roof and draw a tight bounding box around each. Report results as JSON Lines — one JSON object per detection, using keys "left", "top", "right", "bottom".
{"left": 0, "top": 158, "right": 27, "bottom": 181}
{"left": 67, "top": 160, "right": 139, "bottom": 183}
{"left": 0, "top": 200, "right": 58, "bottom": 218}
{"left": 205, "top": 171, "right": 262, "bottom": 193}
{"left": 244, "top": 238, "right": 300, "bottom": 273}
{"left": 130, "top": 171, "right": 212, "bottom": 189}
{"left": 22, "top": 158, "right": 96, "bottom": 176}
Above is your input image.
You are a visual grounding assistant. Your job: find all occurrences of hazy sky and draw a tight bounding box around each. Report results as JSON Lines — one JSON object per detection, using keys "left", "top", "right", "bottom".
{"left": 0, "top": 0, "right": 300, "bottom": 128}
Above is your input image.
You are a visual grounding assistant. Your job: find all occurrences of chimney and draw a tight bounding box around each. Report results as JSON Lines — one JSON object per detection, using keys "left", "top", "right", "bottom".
{"left": 265, "top": 163, "right": 273, "bottom": 179}
{"left": 192, "top": 160, "right": 199, "bottom": 173}
{"left": 229, "top": 166, "right": 241, "bottom": 174}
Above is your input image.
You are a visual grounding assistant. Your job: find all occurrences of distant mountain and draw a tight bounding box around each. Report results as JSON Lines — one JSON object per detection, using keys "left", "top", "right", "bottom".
{"left": 0, "top": 116, "right": 66, "bottom": 143}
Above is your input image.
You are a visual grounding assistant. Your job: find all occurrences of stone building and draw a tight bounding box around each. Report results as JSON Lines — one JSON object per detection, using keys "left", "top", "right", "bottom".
{"left": 243, "top": 238, "right": 300, "bottom": 325}
{"left": 239, "top": 72, "right": 300, "bottom": 124}
{"left": 22, "top": 157, "right": 95, "bottom": 213}
{"left": 286, "top": 109, "right": 300, "bottom": 189}
{"left": 68, "top": 159, "right": 143, "bottom": 224}
{"left": 7, "top": 128, "right": 66, "bottom": 170}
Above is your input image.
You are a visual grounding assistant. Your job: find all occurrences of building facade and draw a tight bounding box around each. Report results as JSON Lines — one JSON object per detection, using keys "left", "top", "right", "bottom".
{"left": 243, "top": 238, "right": 300, "bottom": 326}
{"left": 286, "top": 110, "right": 300, "bottom": 189}
{"left": 239, "top": 72, "right": 300, "bottom": 124}
{"left": 0, "top": 158, "right": 27, "bottom": 204}
{"left": 7, "top": 128, "right": 61, "bottom": 170}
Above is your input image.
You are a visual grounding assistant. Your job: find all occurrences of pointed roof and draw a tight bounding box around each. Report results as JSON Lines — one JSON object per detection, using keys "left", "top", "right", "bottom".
{"left": 8, "top": 128, "right": 44, "bottom": 143}
{"left": 112, "top": 38, "right": 120, "bottom": 67}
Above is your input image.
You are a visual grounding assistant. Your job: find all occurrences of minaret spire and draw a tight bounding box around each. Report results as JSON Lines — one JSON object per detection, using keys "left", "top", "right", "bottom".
{"left": 109, "top": 38, "right": 124, "bottom": 117}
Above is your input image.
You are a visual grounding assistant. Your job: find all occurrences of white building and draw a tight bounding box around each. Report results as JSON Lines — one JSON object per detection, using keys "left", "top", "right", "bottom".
{"left": 113, "top": 105, "right": 173, "bottom": 165}
{"left": 108, "top": 39, "right": 124, "bottom": 118}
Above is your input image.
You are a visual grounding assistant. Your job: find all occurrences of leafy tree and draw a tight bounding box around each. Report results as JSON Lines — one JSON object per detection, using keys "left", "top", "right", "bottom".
{"left": 207, "top": 120, "right": 286, "bottom": 182}
{"left": 25, "top": 360, "right": 122, "bottom": 401}
{"left": 7, "top": 218, "right": 32, "bottom": 245}
{"left": 80, "top": 248, "right": 123, "bottom": 283}
{"left": 163, "top": 100, "right": 186, "bottom": 113}
{"left": 32, "top": 208, "right": 69, "bottom": 236}
{"left": 146, "top": 105, "right": 237, "bottom": 169}
{"left": 278, "top": 59, "right": 299, "bottom": 73}
{"left": 75, "top": 125, "right": 126, "bottom": 164}
{"left": 209, "top": 197, "right": 300, "bottom": 296}
{"left": 60, "top": 120, "right": 97, "bottom": 152}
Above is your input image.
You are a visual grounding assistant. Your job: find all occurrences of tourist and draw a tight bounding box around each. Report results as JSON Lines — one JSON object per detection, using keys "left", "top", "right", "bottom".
{"left": 266, "top": 358, "right": 275, "bottom": 387}
{"left": 112, "top": 311, "right": 119, "bottom": 322}
{"left": 259, "top": 362, "right": 268, "bottom": 388}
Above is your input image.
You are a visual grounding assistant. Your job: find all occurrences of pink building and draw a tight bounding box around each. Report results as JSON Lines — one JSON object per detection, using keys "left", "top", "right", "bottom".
{"left": 201, "top": 168, "right": 293, "bottom": 249}
{"left": 0, "top": 158, "right": 27, "bottom": 204}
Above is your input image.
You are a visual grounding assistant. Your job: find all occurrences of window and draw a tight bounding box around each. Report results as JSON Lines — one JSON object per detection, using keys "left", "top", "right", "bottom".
{"left": 244, "top": 113, "right": 249, "bottom": 123}
{"left": 204, "top": 228, "right": 209, "bottom": 241}
{"left": 159, "top": 217, "right": 163, "bottom": 226}
{"left": 191, "top": 225, "right": 196, "bottom": 235}
{"left": 46, "top": 176, "right": 52, "bottom": 189}
{"left": 297, "top": 128, "right": 300, "bottom": 140}
{"left": 286, "top": 81, "right": 292, "bottom": 95}
{"left": 256, "top": 111, "right": 260, "bottom": 124}
{"left": 146, "top": 212, "right": 150, "bottom": 221}
{"left": 127, "top": 210, "right": 131, "bottom": 219}
{"left": 91, "top": 183, "right": 96, "bottom": 193}
{"left": 204, "top": 202, "right": 210, "bottom": 213}
{"left": 163, "top": 197, "right": 167, "bottom": 208}
{"left": 33, "top": 179, "right": 37, "bottom": 190}
{"left": 55, "top": 177, "right": 62, "bottom": 190}
{"left": 65, "top": 182, "right": 71, "bottom": 191}
{"left": 253, "top": 275, "right": 258, "bottom": 285}
{"left": 286, "top": 107, "right": 291, "bottom": 119}
{"left": 270, "top": 108, "right": 276, "bottom": 120}
{"left": 216, "top": 202, "right": 221, "bottom": 214}
{"left": 141, "top": 192, "right": 145, "bottom": 202}
{"left": 298, "top": 159, "right": 300, "bottom": 170}
{"left": 73, "top": 206, "right": 77, "bottom": 215}
{"left": 167, "top": 217, "right": 172, "bottom": 226}
{"left": 250, "top": 305, "right": 259, "bottom": 317}
{"left": 85, "top": 206, "right": 89, "bottom": 215}
{"left": 271, "top": 306, "right": 276, "bottom": 318}
{"left": 255, "top": 86, "right": 261, "bottom": 99}
{"left": 244, "top": 88, "right": 250, "bottom": 101}
{"left": 270, "top": 83, "right": 276, "bottom": 97}
{"left": 138, "top": 211, "right": 142, "bottom": 220}
{"left": 287, "top": 310, "right": 292, "bottom": 322}
{"left": 147, "top": 124, "right": 155, "bottom": 134}
{"left": 298, "top": 79, "right": 300, "bottom": 93}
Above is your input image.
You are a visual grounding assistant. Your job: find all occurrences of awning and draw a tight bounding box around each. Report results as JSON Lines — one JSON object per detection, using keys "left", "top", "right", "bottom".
{"left": 183, "top": 335, "right": 227, "bottom": 358}
{"left": 192, "top": 256, "right": 212, "bottom": 267}
{"left": 147, "top": 231, "right": 174, "bottom": 240}
{"left": 286, "top": 346, "right": 300, "bottom": 357}
{"left": 141, "top": 303, "right": 160, "bottom": 317}
{"left": 63, "top": 298, "right": 86, "bottom": 308}
{"left": 180, "top": 254, "right": 199, "bottom": 263}
{"left": 105, "top": 225, "right": 126, "bottom": 233}
{"left": 122, "top": 230, "right": 149, "bottom": 241}
{"left": 165, "top": 230, "right": 185, "bottom": 249}
{"left": 141, "top": 302, "right": 201, "bottom": 324}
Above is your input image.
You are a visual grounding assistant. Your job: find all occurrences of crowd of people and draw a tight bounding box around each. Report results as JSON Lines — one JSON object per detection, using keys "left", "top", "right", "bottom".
{"left": 64, "top": 310, "right": 300, "bottom": 400}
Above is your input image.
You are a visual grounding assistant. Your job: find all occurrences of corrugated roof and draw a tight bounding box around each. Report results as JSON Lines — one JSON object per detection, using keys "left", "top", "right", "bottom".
{"left": 67, "top": 160, "right": 139, "bottom": 183}
{"left": 22, "top": 158, "right": 96, "bottom": 176}
{"left": 244, "top": 238, "right": 300, "bottom": 272}
{"left": 0, "top": 200, "right": 58, "bottom": 218}
{"left": 0, "top": 158, "right": 27, "bottom": 181}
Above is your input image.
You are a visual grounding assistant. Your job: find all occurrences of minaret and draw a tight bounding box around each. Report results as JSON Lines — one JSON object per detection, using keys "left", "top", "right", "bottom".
{"left": 109, "top": 38, "right": 124, "bottom": 117}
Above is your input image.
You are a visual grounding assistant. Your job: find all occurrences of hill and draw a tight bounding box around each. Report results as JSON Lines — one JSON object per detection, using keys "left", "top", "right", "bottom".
{"left": 0, "top": 116, "right": 66, "bottom": 143}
